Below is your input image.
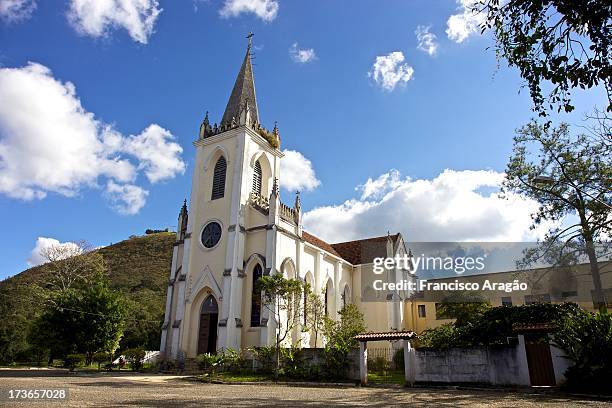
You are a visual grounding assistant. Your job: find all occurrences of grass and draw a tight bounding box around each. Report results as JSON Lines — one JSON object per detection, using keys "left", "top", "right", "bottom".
{"left": 367, "top": 371, "right": 405, "bottom": 385}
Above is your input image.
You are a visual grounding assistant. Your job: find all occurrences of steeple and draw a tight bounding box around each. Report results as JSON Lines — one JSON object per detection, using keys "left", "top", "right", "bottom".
{"left": 221, "top": 33, "right": 259, "bottom": 127}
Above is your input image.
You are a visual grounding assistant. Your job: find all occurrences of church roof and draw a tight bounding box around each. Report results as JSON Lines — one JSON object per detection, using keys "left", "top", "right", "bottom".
{"left": 331, "top": 234, "right": 401, "bottom": 265}
{"left": 221, "top": 41, "right": 259, "bottom": 126}
{"left": 302, "top": 231, "right": 402, "bottom": 266}
{"left": 302, "top": 231, "right": 344, "bottom": 259}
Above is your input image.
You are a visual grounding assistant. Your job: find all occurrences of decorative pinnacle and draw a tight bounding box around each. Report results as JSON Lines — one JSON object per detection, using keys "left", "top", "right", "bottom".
{"left": 295, "top": 190, "right": 301, "bottom": 210}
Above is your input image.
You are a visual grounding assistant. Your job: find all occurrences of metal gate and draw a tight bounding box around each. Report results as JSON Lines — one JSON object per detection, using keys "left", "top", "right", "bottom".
{"left": 525, "top": 341, "right": 556, "bottom": 386}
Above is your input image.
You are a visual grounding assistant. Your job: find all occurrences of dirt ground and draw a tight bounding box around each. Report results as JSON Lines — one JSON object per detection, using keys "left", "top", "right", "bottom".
{"left": 0, "top": 369, "right": 610, "bottom": 407}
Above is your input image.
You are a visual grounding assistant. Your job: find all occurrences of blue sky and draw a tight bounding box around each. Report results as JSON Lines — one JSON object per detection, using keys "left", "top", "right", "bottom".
{"left": 0, "top": 0, "right": 606, "bottom": 279}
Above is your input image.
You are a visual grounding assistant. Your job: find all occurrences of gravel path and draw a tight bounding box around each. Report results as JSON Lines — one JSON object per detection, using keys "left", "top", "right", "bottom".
{"left": 0, "top": 370, "right": 610, "bottom": 407}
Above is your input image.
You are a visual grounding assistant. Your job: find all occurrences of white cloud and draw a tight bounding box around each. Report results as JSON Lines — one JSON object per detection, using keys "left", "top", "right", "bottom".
{"left": 415, "top": 25, "right": 439, "bottom": 56}
{"left": 0, "top": 0, "right": 35, "bottom": 22}
{"left": 219, "top": 0, "right": 278, "bottom": 22}
{"left": 105, "top": 180, "right": 148, "bottom": 215}
{"left": 123, "top": 124, "right": 185, "bottom": 183}
{"left": 289, "top": 42, "right": 317, "bottom": 63}
{"left": 67, "top": 0, "right": 162, "bottom": 44}
{"left": 280, "top": 149, "right": 320, "bottom": 192}
{"left": 0, "top": 62, "right": 184, "bottom": 214}
{"left": 27, "top": 237, "right": 82, "bottom": 267}
{"left": 303, "top": 169, "right": 552, "bottom": 243}
{"left": 446, "top": 0, "right": 486, "bottom": 43}
{"left": 368, "top": 51, "right": 414, "bottom": 91}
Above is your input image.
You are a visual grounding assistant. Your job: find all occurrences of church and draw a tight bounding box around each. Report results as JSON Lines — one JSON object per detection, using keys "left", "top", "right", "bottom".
{"left": 160, "top": 38, "right": 414, "bottom": 361}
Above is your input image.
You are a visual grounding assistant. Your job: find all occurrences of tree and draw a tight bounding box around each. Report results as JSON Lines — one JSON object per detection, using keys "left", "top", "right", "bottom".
{"left": 258, "top": 273, "right": 303, "bottom": 378}
{"left": 480, "top": 0, "right": 612, "bottom": 115}
{"left": 322, "top": 304, "right": 366, "bottom": 377}
{"left": 436, "top": 293, "right": 491, "bottom": 327}
{"left": 502, "top": 120, "right": 611, "bottom": 311}
{"left": 32, "top": 272, "right": 127, "bottom": 364}
{"left": 32, "top": 241, "right": 107, "bottom": 305}
{"left": 303, "top": 285, "right": 325, "bottom": 346}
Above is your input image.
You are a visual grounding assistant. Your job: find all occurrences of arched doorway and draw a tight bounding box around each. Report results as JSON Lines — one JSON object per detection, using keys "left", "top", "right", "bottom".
{"left": 197, "top": 295, "right": 218, "bottom": 354}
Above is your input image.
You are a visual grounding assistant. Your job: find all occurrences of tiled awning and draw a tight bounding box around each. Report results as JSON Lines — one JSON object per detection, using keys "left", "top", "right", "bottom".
{"left": 354, "top": 331, "right": 417, "bottom": 341}
{"left": 512, "top": 322, "right": 557, "bottom": 333}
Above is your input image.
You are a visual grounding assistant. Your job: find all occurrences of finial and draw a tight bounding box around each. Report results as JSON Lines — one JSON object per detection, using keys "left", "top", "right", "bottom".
{"left": 273, "top": 121, "right": 279, "bottom": 135}
{"left": 246, "top": 32, "right": 254, "bottom": 49}
{"left": 295, "top": 190, "right": 301, "bottom": 210}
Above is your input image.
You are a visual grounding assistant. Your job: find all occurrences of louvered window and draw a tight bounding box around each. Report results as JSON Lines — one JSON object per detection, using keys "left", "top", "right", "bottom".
{"left": 211, "top": 157, "right": 226, "bottom": 200}
{"left": 250, "top": 264, "right": 263, "bottom": 327}
{"left": 252, "top": 161, "right": 262, "bottom": 195}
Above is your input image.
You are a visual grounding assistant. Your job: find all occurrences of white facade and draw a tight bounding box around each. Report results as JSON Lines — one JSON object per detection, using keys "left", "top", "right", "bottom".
{"left": 160, "top": 43, "right": 412, "bottom": 361}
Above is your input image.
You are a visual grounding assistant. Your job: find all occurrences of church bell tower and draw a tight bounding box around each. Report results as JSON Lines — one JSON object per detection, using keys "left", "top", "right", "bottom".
{"left": 161, "top": 34, "right": 283, "bottom": 360}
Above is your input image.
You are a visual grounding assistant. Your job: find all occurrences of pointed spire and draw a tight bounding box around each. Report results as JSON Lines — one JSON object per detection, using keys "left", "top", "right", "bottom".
{"left": 221, "top": 34, "right": 259, "bottom": 127}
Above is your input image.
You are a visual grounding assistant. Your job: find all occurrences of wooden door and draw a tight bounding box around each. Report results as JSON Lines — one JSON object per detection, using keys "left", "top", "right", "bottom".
{"left": 198, "top": 314, "right": 211, "bottom": 354}
{"left": 525, "top": 341, "right": 556, "bottom": 386}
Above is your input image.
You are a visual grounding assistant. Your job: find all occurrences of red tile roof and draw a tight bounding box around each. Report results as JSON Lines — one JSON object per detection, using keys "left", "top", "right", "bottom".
{"left": 354, "top": 331, "right": 417, "bottom": 341}
{"left": 301, "top": 231, "right": 401, "bottom": 266}
{"left": 302, "top": 231, "right": 343, "bottom": 258}
{"left": 331, "top": 234, "right": 401, "bottom": 265}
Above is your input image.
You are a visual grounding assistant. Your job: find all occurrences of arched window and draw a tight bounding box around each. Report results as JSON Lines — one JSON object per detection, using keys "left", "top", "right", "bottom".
{"left": 324, "top": 285, "right": 328, "bottom": 316}
{"left": 211, "top": 156, "right": 227, "bottom": 200}
{"left": 342, "top": 285, "right": 350, "bottom": 309}
{"left": 252, "top": 161, "right": 262, "bottom": 195}
{"left": 250, "top": 264, "right": 263, "bottom": 327}
{"left": 303, "top": 286, "right": 308, "bottom": 326}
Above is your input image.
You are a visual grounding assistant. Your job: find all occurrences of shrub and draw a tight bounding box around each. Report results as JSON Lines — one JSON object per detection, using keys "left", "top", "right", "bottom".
{"left": 250, "top": 346, "right": 276, "bottom": 373}
{"left": 223, "top": 348, "right": 246, "bottom": 372}
{"left": 123, "top": 348, "right": 146, "bottom": 372}
{"left": 65, "top": 354, "right": 85, "bottom": 371}
{"left": 196, "top": 353, "right": 224, "bottom": 375}
{"left": 553, "top": 311, "right": 612, "bottom": 393}
{"left": 281, "top": 346, "right": 304, "bottom": 379}
{"left": 417, "top": 324, "right": 459, "bottom": 349}
{"left": 92, "top": 352, "right": 109, "bottom": 371}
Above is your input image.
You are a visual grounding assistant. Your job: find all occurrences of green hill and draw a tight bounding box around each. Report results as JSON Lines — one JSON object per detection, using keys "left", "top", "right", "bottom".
{"left": 0, "top": 232, "right": 175, "bottom": 363}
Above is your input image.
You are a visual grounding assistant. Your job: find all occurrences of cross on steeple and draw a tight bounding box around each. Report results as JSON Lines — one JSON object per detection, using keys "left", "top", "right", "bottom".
{"left": 246, "top": 32, "right": 254, "bottom": 49}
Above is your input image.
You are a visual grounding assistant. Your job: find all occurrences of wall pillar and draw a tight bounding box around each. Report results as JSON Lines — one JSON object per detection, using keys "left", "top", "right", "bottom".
{"left": 359, "top": 341, "right": 368, "bottom": 386}
{"left": 516, "top": 334, "right": 531, "bottom": 386}
{"left": 404, "top": 339, "right": 416, "bottom": 386}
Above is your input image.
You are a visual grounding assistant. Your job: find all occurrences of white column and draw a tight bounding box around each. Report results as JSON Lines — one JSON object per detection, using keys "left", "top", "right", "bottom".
{"left": 404, "top": 340, "right": 416, "bottom": 386}
{"left": 516, "top": 334, "right": 531, "bottom": 386}
{"left": 359, "top": 341, "right": 368, "bottom": 386}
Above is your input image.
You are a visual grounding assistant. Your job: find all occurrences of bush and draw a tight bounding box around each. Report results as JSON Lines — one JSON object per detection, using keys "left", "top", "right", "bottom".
{"left": 280, "top": 346, "right": 304, "bottom": 379}
{"left": 553, "top": 311, "right": 612, "bottom": 393}
{"left": 417, "top": 324, "right": 459, "bottom": 349}
{"left": 123, "top": 348, "right": 146, "bottom": 372}
{"left": 92, "top": 352, "right": 109, "bottom": 371}
{"left": 250, "top": 346, "right": 276, "bottom": 373}
{"left": 416, "top": 303, "right": 584, "bottom": 349}
{"left": 196, "top": 353, "right": 224, "bottom": 375}
{"left": 223, "top": 348, "right": 246, "bottom": 372}
{"left": 65, "top": 354, "right": 85, "bottom": 371}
